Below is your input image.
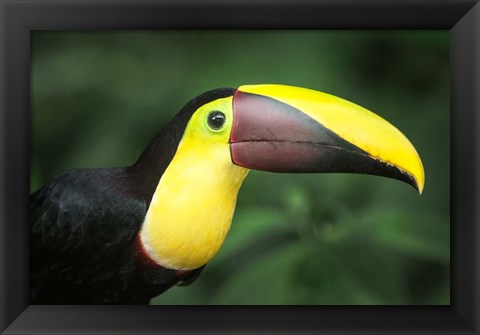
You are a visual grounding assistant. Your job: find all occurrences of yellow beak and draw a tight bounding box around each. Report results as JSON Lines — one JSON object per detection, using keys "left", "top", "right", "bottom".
{"left": 230, "top": 84, "right": 424, "bottom": 193}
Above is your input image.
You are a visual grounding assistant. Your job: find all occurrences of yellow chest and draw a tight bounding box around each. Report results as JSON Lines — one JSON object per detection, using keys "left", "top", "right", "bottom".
{"left": 139, "top": 142, "right": 248, "bottom": 270}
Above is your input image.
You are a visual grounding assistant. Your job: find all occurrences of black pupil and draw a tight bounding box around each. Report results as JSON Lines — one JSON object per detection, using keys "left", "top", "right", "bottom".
{"left": 208, "top": 111, "right": 226, "bottom": 130}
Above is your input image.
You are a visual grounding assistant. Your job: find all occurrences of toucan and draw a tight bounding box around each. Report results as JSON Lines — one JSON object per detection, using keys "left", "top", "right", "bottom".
{"left": 31, "top": 84, "right": 424, "bottom": 304}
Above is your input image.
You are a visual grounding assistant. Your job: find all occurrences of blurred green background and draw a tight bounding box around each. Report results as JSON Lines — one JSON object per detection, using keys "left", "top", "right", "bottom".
{"left": 31, "top": 31, "right": 450, "bottom": 305}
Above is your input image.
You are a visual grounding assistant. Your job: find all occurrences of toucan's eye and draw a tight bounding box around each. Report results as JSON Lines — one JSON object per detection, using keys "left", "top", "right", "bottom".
{"left": 207, "top": 111, "right": 226, "bottom": 130}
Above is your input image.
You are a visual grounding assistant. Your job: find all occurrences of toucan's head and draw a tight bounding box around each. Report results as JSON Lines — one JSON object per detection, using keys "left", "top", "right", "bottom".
{"left": 177, "top": 84, "right": 424, "bottom": 193}
{"left": 141, "top": 84, "right": 424, "bottom": 270}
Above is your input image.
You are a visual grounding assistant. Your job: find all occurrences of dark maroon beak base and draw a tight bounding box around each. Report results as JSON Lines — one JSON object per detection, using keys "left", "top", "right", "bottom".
{"left": 229, "top": 90, "right": 418, "bottom": 189}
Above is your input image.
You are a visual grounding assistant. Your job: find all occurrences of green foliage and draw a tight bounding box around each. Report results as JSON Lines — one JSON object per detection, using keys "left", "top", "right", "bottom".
{"left": 32, "top": 31, "right": 450, "bottom": 305}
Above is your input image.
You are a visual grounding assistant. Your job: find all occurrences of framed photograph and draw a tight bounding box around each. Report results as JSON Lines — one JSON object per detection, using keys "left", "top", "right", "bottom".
{"left": 1, "top": 0, "right": 479, "bottom": 334}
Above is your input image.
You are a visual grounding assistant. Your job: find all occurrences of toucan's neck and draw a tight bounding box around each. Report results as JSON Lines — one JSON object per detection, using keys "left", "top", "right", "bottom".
{"left": 139, "top": 138, "right": 249, "bottom": 271}
{"left": 127, "top": 112, "right": 190, "bottom": 206}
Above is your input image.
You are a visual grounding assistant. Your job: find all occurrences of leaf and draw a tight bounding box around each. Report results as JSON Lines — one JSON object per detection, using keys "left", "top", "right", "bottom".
{"left": 211, "top": 206, "right": 293, "bottom": 265}
{"left": 360, "top": 207, "right": 450, "bottom": 264}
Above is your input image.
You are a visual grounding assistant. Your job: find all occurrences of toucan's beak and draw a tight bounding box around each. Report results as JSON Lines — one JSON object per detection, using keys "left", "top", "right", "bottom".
{"left": 229, "top": 84, "right": 425, "bottom": 193}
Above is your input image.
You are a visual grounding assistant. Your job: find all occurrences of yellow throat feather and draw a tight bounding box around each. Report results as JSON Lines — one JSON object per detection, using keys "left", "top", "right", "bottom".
{"left": 140, "top": 97, "right": 248, "bottom": 270}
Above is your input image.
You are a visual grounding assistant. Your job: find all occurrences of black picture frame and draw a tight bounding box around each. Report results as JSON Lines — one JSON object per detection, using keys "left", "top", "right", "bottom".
{"left": 1, "top": 0, "right": 478, "bottom": 334}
